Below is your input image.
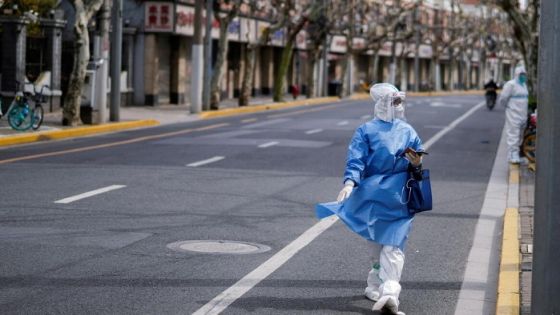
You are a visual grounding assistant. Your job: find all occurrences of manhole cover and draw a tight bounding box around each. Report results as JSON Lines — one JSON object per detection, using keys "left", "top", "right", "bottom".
{"left": 167, "top": 240, "right": 271, "bottom": 254}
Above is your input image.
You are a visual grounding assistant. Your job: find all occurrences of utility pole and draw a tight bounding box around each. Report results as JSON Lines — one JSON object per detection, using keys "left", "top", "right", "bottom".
{"left": 190, "top": 0, "right": 203, "bottom": 113}
{"left": 203, "top": 0, "right": 213, "bottom": 110}
{"left": 95, "top": 0, "right": 110, "bottom": 124}
{"left": 532, "top": 0, "right": 560, "bottom": 313}
{"left": 414, "top": 1, "right": 421, "bottom": 92}
{"left": 322, "top": 0, "right": 328, "bottom": 97}
{"left": 110, "top": 0, "right": 122, "bottom": 121}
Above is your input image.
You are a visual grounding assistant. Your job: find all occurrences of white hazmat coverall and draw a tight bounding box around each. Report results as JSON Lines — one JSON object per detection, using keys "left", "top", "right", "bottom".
{"left": 499, "top": 66, "right": 529, "bottom": 163}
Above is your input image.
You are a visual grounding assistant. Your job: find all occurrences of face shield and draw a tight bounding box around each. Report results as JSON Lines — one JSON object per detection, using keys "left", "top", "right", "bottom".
{"left": 370, "top": 83, "right": 406, "bottom": 122}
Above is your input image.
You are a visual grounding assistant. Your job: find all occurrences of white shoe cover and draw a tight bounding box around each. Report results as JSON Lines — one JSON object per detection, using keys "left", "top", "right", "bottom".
{"left": 364, "top": 287, "right": 380, "bottom": 301}
{"left": 372, "top": 295, "right": 404, "bottom": 314}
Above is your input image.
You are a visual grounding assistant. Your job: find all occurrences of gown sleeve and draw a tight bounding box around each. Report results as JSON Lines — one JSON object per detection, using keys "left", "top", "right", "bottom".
{"left": 343, "top": 127, "right": 369, "bottom": 186}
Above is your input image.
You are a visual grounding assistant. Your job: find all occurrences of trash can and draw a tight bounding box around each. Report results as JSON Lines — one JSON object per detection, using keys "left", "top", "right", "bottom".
{"left": 328, "top": 81, "right": 342, "bottom": 96}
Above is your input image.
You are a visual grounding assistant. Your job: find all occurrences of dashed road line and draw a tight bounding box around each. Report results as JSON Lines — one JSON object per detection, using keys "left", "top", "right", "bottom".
{"left": 258, "top": 141, "right": 279, "bottom": 148}
{"left": 305, "top": 129, "right": 323, "bottom": 135}
{"left": 361, "top": 115, "right": 372, "bottom": 120}
{"left": 241, "top": 118, "right": 258, "bottom": 123}
{"left": 187, "top": 156, "right": 225, "bottom": 167}
{"left": 337, "top": 120, "right": 349, "bottom": 126}
{"left": 54, "top": 185, "right": 126, "bottom": 204}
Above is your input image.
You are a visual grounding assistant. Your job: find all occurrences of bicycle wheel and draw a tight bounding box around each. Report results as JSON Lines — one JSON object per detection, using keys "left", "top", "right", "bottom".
{"left": 8, "top": 103, "right": 33, "bottom": 131}
{"left": 31, "top": 105, "right": 44, "bottom": 130}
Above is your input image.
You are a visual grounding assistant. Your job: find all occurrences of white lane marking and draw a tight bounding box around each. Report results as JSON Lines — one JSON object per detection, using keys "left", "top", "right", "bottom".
{"left": 423, "top": 101, "right": 485, "bottom": 149}
{"left": 430, "top": 102, "right": 462, "bottom": 108}
{"left": 194, "top": 100, "right": 485, "bottom": 315}
{"left": 258, "top": 141, "right": 279, "bottom": 148}
{"left": 241, "top": 118, "right": 258, "bottom": 123}
{"left": 54, "top": 185, "right": 126, "bottom": 204}
{"left": 187, "top": 156, "right": 225, "bottom": 167}
{"left": 361, "top": 115, "right": 372, "bottom": 120}
{"left": 305, "top": 129, "right": 323, "bottom": 135}
{"left": 192, "top": 216, "right": 339, "bottom": 315}
{"left": 337, "top": 120, "right": 349, "bottom": 126}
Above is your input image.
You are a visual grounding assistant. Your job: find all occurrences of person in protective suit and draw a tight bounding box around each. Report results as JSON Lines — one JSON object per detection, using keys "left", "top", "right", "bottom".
{"left": 336, "top": 83, "right": 424, "bottom": 315}
{"left": 499, "top": 66, "right": 529, "bottom": 164}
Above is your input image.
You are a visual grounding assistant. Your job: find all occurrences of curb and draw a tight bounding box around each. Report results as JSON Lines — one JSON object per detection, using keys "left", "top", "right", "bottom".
{"left": 350, "top": 90, "right": 484, "bottom": 100}
{"left": 199, "top": 97, "right": 340, "bottom": 119}
{"left": 496, "top": 164, "right": 521, "bottom": 315}
{"left": 0, "top": 119, "right": 160, "bottom": 148}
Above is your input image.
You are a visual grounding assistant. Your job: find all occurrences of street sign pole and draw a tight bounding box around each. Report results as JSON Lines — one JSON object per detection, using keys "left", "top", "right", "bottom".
{"left": 190, "top": 0, "right": 203, "bottom": 113}
{"left": 532, "top": 0, "right": 560, "bottom": 313}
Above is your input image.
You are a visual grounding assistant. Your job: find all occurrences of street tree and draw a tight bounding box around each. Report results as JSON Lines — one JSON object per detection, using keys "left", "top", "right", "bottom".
{"left": 495, "top": 0, "right": 540, "bottom": 98}
{"left": 238, "top": 0, "right": 284, "bottom": 106}
{"left": 303, "top": 3, "right": 328, "bottom": 98}
{"left": 272, "top": 0, "right": 321, "bottom": 102}
{"left": 63, "top": 0, "right": 104, "bottom": 125}
{"left": 209, "top": 0, "right": 242, "bottom": 110}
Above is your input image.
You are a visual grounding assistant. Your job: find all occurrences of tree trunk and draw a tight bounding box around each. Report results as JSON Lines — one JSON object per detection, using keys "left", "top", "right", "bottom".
{"left": 306, "top": 47, "right": 321, "bottom": 98}
{"left": 371, "top": 51, "right": 380, "bottom": 84}
{"left": 209, "top": 22, "right": 230, "bottom": 110}
{"left": 63, "top": 12, "right": 90, "bottom": 126}
{"left": 239, "top": 45, "right": 255, "bottom": 106}
{"left": 273, "top": 40, "right": 294, "bottom": 102}
{"left": 339, "top": 54, "right": 350, "bottom": 98}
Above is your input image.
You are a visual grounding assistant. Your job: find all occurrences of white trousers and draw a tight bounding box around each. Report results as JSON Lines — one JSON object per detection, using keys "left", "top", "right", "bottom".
{"left": 367, "top": 242, "right": 405, "bottom": 299}
{"left": 505, "top": 110, "right": 526, "bottom": 160}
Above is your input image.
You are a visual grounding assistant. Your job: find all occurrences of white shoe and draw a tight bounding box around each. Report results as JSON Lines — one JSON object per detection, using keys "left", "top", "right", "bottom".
{"left": 372, "top": 295, "right": 402, "bottom": 314}
{"left": 364, "top": 287, "right": 380, "bottom": 301}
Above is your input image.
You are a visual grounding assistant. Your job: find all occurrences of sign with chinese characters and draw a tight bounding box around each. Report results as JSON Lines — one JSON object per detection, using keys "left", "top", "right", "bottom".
{"left": 329, "top": 35, "right": 366, "bottom": 53}
{"left": 145, "top": 2, "right": 174, "bottom": 32}
{"left": 174, "top": 4, "right": 221, "bottom": 38}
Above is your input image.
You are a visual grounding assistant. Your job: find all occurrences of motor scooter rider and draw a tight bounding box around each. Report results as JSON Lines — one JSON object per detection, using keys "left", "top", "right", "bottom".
{"left": 484, "top": 79, "right": 498, "bottom": 108}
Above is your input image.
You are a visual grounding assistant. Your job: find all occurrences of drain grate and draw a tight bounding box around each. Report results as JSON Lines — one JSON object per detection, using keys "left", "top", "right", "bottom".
{"left": 167, "top": 240, "right": 271, "bottom": 255}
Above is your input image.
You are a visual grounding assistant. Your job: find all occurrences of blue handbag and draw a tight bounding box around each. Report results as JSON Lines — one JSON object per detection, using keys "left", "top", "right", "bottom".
{"left": 402, "top": 169, "right": 432, "bottom": 214}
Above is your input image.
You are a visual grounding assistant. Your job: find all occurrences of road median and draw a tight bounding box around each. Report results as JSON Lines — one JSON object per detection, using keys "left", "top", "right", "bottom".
{"left": 0, "top": 119, "right": 159, "bottom": 148}
{"left": 199, "top": 97, "right": 340, "bottom": 119}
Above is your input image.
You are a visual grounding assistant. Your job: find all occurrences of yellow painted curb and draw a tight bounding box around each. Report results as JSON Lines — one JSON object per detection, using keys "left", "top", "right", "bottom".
{"left": 0, "top": 119, "right": 160, "bottom": 147}
{"left": 509, "top": 164, "right": 520, "bottom": 184}
{"left": 199, "top": 97, "right": 340, "bottom": 119}
{"left": 496, "top": 206, "right": 520, "bottom": 315}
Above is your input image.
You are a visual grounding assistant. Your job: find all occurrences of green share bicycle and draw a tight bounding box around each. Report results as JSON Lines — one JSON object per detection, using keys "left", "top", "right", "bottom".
{"left": 0, "top": 81, "right": 46, "bottom": 131}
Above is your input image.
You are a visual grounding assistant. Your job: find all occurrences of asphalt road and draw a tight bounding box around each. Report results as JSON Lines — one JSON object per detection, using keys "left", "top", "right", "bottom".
{"left": 0, "top": 95, "right": 505, "bottom": 314}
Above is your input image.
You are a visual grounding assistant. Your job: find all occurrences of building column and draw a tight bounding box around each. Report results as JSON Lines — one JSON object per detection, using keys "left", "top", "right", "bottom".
{"left": 144, "top": 34, "right": 159, "bottom": 105}
{"left": 40, "top": 18, "right": 66, "bottom": 111}
{"left": 170, "top": 36, "right": 187, "bottom": 104}
{"left": 253, "top": 46, "right": 261, "bottom": 96}
{"left": 261, "top": 47, "right": 273, "bottom": 95}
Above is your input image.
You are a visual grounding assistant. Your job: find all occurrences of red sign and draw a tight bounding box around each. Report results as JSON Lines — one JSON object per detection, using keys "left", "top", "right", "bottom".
{"left": 145, "top": 2, "right": 174, "bottom": 32}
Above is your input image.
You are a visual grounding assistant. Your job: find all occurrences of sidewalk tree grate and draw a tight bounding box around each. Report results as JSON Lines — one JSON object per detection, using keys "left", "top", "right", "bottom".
{"left": 166, "top": 240, "right": 271, "bottom": 255}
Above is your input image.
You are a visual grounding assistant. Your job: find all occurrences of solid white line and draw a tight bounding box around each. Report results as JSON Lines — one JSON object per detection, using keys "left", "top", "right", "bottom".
{"left": 193, "top": 100, "right": 485, "bottom": 315}
{"left": 423, "top": 101, "right": 485, "bottom": 149}
{"left": 54, "top": 185, "right": 126, "bottom": 204}
{"left": 187, "top": 156, "right": 225, "bottom": 167}
{"left": 191, "top": 216, "right": 339, "bottom": 315}
{"left": 337, "top": 120, "right": 349, "bottom": 126}
{"left": 305, "top": 129, "right": 323, "bottom": 135}
{"left": 453, "top": 124, "right": 508, "bottom": 314}
{"left": 258, "top": 141, "right": 278, "bottom": 148}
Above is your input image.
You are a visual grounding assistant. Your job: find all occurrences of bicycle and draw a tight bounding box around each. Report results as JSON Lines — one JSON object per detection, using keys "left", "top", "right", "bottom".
{"left": 0, "top": 81, "right": 47, "bottom": 131}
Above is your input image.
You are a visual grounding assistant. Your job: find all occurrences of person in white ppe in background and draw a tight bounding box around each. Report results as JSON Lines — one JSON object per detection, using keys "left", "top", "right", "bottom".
{"left": 499, "top": 65, "right": 529, "bottom": 164}
{"left": 336, "top": 83, "right": 424, "bottom": 315}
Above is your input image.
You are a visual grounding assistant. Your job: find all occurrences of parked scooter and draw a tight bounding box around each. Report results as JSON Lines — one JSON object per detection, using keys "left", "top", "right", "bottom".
{"left": 521, "top": 111, "right": 537, "bottom": 163}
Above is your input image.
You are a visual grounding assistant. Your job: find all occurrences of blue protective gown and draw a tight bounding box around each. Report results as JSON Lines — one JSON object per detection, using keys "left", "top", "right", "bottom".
{"left": 317, "top": 118, "right": 423, "bottom": 250}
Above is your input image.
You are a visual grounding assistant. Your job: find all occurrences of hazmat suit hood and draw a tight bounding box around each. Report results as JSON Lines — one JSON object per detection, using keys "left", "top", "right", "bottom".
{"left": 370, "top": 83, "right": 406, "bottom": 122}
{"left": 514, "top": 65, "right": 526, "bottom": 79}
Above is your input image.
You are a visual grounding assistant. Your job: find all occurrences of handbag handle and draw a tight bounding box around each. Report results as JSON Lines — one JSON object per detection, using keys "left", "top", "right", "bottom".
{"left": 400, "top": 178, "right": 414, "bottom": 205}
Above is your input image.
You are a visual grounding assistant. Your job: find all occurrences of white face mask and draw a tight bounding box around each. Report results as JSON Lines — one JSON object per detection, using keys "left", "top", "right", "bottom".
{"left": 375, "top": 95, "right": 405, "bottom": 122}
